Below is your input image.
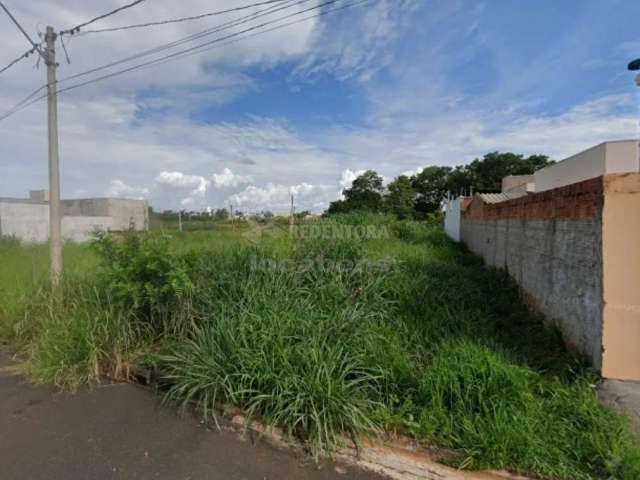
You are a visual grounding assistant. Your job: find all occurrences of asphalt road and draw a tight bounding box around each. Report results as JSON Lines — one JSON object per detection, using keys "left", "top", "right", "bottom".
{"left": 0, "top": 351, "right": 386, "bottom": 480}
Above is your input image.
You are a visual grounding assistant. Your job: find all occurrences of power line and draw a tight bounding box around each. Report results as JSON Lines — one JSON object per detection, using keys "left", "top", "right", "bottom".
{"left": 123, "top": 0, "right": 371, "bottom": 79}
{"left": 57, "top": 0, "right": 368, "bottom": 96}
{"left": 0, "top": 1, "right": 45, "bottom": 59}
{"left": 59, "top": 0, "right": 309, "bottom": 85}
{"left": 0, "top": 0, "right": 370, "bottom": 122}
{"left": 0, "top": 45, "right": 38, "bottom": 75}
{"left": 75, "top": 0, "right": 288, "bottom": 35}
{"left": 60, "top": 0, "right": 149, "bottom": 36}
{"left": 0, "top": 0, "right": 297, "bottom": 120}
{"left": 0, "top": 85, "right": 46, "bottom": 122}
{"left": 57, "top": 0, "right": 344, "bottom": 92}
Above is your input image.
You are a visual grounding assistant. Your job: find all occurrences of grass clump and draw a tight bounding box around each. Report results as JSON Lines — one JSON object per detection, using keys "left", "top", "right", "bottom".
{"left": 19, "top": 283, "right": 149, "bottom": 389}
{"left": 416, "top": 340, "right": 640, "bottom": 479}
{"left": 157, "top": 244, "right": 397, "bottom": 455}
{"left": 163, "top": 321, "right": 383, "bottom": 455}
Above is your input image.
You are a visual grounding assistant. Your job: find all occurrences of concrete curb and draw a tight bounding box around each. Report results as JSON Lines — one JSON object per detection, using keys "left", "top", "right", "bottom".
{"left": 227, "top": 414, "right": 532, "bottom": 480}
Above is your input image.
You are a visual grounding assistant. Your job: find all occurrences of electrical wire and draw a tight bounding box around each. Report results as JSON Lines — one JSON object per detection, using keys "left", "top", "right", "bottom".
{"left": 0, "top": 85, "right": 46, "bottom": 122}
{"left": 0, "top": 0, "right": 305, "bottom": 120}
{"left": 0, "top": 1, "right": 46, "bottom": 59}
{"left": 58, "top": 0, "right": 309, "bottom": 85}
{"left": 115, "top": 0, "right": 371, "bottom": 79}
{"left": 0, "top": 0, "right": 370, "bottom": 122}
{"left": 75, "top": 0, "right": 288, "bottom": 35}
{"left": 56, "top": 0, "right": 369, "bottom": 96}
{"left": 0, "top": 45, "right": 38, "bottom": 75}
{"left": 60, "top": 0, "right": 149, "bottom": 36}
{"left": 56, "top": 0, "right": 342, "bottom": 92}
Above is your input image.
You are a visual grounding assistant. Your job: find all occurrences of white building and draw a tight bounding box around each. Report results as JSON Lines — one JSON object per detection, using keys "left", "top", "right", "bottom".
{"left": 0, "top": 190, "right": 148, "bottom": 243}
{"left": 443, "top": 196, "right": 471, "bottom": 242}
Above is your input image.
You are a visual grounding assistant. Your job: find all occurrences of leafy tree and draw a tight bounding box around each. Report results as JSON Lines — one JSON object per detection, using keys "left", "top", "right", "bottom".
{"left": 327, "top": 199, "right": 349, "bottom": 215}
{"left": 384, "top": 175, "right": 415, "bottom": 219}
{"left": 327, "top": 170, "right": 385, "bottom": 214}
{"left": 345, "top": 170, "right": 384, "bottom": 211}
{"left": 213, "top": 208, "right": 229, "bottom": 221}
{"left": 467, "top": 152, "right": 553, "bottom": 192}
{"left": 445, "top": 166, "right": 473, "bottom": 197}
{"left": 412, "top": 166, "right": 452, "bottom": 216}
{"left": 325, "top": 151, "right": 552, "bottom": 218}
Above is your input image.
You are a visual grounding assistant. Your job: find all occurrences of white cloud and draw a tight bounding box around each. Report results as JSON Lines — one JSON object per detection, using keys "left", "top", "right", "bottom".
{"left": 339, "top": 169, "right": 366, "bottom": 189}
{"left": 156, "top": 171, "right": 208, "bottom": 189}
{"left": 3, "top": 87, "right": 637, "bottom": 214}
{"left": 400, "top": 167, "right": 422, "bottom": 177}
{"left": 211, "top": 168, "right": 252, "bottom": 189}
{"left": 106, "top": 179, "right": 150, "bottom": 199}
{"left": 155, "top": 168, "right": 253, "bottom": 207}
{"left": 295, "top": 0, "right": 419, "bottom": 81}
{"left": 155, "top": 171, "right": 210, "bottom": 202}
{"left": 228, "top": 182, "right": 336, "bottom": 212}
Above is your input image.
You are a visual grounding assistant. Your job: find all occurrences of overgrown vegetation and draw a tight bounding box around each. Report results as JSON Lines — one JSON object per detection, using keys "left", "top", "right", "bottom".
{"left": 1, "top": 216, "right": 638, "bottom": 479}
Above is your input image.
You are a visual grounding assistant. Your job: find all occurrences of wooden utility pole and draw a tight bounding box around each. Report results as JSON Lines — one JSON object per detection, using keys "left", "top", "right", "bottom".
{"left": 45, "top": 26, "right": 62, "bottom": 287}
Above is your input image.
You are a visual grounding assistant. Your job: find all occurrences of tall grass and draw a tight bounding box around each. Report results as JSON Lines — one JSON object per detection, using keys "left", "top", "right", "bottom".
{"left": 8, "top": 280, "right": 149, "bottom": 389}
{"left": 0, "top": 238, "right": 96, "bottom": 341}
{"left": 2, "top": 220, "right": 639, "bottom": 479}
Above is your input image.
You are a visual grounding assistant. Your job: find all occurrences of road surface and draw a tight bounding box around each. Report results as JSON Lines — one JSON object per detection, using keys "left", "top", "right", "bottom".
{"left": 0, "top": 350, "right": 386, "bottom": 480}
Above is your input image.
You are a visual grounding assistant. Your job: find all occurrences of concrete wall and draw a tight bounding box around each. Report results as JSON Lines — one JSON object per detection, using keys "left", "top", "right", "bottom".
{"left": 0, "top": 201, "right": 49, "bottom": 243}
{"left": 444, "top": 197, "right": 465, "bottom": 241}
{"left": 62, "top": 198, "right": 148, "bottom": 231}
{"left": 62, "top": 216, "right": 112, "bottom": 243}
{"left": 601, "top": 174, "right": 640, "bottom": 380}
{"left": 107, "top": 199, "right": 148, "bottom": 231}
{"left": 1, "top": 201, "right": 116, "bottom": 243}
{"left": 461, "top": 178, "right": 605, "bottom": 370}
{"left": 461, "top": 173, "right": 640, "bottom": 380}
{"left": 445, "top": 197, "right": 472, "bottom": 242}
{"left": 29, "top": 190, "right": 49, "bottom": 202}
{"left": 502, "top": 175, "right": 534, "bottom": 194}
{"left": 535, "top": 140, "right": 639, "bottom": 192}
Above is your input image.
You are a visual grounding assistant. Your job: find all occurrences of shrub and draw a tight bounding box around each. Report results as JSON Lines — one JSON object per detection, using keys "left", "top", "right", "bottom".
{"left": 92, "top": 232, "right": 194, "bottom": 332}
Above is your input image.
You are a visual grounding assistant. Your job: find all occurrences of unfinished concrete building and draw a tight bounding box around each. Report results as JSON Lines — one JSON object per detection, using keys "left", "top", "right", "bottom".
{"left": 0, "top": 190, "right": 148, "bottom": 243}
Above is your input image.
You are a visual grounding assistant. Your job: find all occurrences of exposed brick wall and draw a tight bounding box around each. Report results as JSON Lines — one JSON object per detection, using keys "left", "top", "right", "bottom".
{"left": 460, "top": 177, "right": 605, "bottom": 370}
{"left": 465, "top": 177, "right": 603, "bottom": 221}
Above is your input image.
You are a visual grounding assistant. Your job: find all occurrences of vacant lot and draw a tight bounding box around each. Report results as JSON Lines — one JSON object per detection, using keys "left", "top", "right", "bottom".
{"left": 1, "top": 215, "right": 639, "bottom": 480}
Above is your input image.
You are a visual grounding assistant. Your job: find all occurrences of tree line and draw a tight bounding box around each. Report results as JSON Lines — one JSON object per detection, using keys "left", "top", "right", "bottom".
{"left": 327, "top": 151, "right": 553, "bottom": 219}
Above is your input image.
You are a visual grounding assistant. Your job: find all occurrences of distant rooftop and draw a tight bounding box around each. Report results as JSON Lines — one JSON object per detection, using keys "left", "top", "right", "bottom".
{"left": 0, "top": 197, "right": 47, "bottom": 205}
{"left": 477, "top": 192, "right": 527, "bottom": 204}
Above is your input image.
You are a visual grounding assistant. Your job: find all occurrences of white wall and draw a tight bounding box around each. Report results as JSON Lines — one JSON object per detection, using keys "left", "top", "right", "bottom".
{"left": 62, "top": 216, "right": 112, "bottom": 242}
{"left": 444, "top": 197, "right": 464, "bottom": 242}
{"left": 0, "top": 201, "right": 112, "bottom": 243}
{"left": 535, "top": 140, "right": 639, "bottom": 192}
{"left": 61, "top": 198, "right": 148, "bottom": 231}
{"left": 0, "top": 201, "right": 49, "bottom": 243}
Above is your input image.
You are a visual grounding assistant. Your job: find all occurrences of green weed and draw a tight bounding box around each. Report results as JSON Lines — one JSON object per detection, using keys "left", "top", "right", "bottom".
{"left": 2, "top": 224, "right": 639, "bottom": 479}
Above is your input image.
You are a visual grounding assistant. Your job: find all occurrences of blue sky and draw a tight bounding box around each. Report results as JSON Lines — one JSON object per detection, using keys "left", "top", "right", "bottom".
{"left": 1, "top": 0, "right": 639, "bottom": 212}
